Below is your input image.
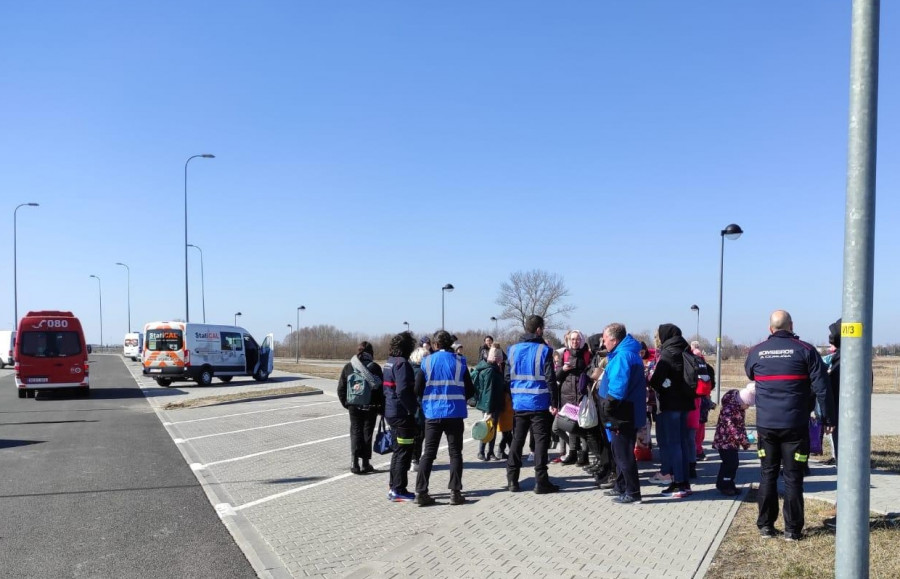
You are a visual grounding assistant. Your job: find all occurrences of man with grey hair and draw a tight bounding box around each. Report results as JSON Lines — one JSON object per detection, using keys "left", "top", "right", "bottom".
{"left": 745, "top": 310, "right": 833, "bottom": 541}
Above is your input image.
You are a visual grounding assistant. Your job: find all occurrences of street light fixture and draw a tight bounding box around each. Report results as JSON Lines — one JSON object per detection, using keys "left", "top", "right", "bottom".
{"left": 715, "top": 223, "right": 744, "bottom": 403}
{"left": 490, "top": 316, "right": 499, "bottom": 336}
{"left": 13, "top": 202, "right": 39, "bottom": 324}
{"left": 441, "top": 283, "right": 454, "bottom": 330}
{"left": 234, "top": 312, "right": 242, "bottom": 326}
{"left": 116, "top": 262, "right": 131, "bottom": 333}
{"left": 89, "top": 274, "right": 103, "bottom": 347}
{"left": 187, "top": 244, "right": 206, "bottom": 323}
{"left": 403, "top": 321, "right": 410, "bottom": 333}
{"left": 184, "top": 153, "right": 215, "bottom": 322}
{"left": 690, "top": 304, "right": 700, "bottom": 344}
{"left": 296, "top": 305, "right": 306, "bottom": 363}
{"left": 286, "top": 324, "right": 293, "bottom": 357}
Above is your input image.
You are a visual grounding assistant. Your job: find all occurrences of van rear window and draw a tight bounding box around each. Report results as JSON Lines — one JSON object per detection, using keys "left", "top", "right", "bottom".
{"left": 147, "top": 329, "right": 183, "bottom": 351}
{"left": 20, "top": 331, "right": 82, "bottom": 357}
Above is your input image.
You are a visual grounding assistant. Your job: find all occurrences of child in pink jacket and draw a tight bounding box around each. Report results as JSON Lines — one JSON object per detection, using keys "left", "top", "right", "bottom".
{"left": 712, "top": 384, "right": 755, "bottom": 496}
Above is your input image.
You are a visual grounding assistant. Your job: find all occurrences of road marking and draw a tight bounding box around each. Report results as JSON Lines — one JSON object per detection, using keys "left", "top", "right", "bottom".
{"left": 162, "top": 400, "right": 339, "bottom": 426}
{"left": 215, "top": 503, "right": 236, "bottom": 518}
{"left": 232, "top": 437, "right": 474, "bottom": 512}
{"left": 195, "top": 433, "right": 350, "bottom": 469}
{"left": 177, "top": 413, "right": 346, "bottom": 441}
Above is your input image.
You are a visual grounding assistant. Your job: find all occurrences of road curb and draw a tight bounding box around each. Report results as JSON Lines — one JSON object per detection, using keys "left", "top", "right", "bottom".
{"left": 693, "top": 486, "right": 745, "bottom": 578}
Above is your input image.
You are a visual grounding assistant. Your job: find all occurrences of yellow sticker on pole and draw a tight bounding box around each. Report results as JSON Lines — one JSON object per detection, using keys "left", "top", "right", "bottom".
{"left": 841, "top": 323, "right": 863, "bottom": 338}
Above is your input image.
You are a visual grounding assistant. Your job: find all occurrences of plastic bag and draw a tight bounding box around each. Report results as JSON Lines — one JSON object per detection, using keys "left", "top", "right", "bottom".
{"left": 578, "top": 392, "right": 599, "bottom": 429}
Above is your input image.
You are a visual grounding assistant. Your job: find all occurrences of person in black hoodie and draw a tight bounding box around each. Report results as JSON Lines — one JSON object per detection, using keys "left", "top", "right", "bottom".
{"left": 337, "top": 341, "right": 384, "bottom": 475}
{"left": 649, "top": 323, "right": 696, "bottom": 499}
{"left": 382, "top": 332, "right": 419, "bottom": 502}
{"left": 825, "top": 318, "right": 841, "bottom": 463}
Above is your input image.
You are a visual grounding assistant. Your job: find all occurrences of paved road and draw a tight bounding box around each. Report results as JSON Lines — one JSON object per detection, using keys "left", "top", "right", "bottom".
{"left": 0, "top": 355, "right": 255, "bottom": 579}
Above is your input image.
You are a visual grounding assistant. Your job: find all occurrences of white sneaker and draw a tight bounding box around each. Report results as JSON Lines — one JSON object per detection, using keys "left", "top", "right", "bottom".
{"left": 649, "top": 472, "right": 673, "bottom": 485}
{"left": 527, "top": 453, "right": 534, "bottom": 462}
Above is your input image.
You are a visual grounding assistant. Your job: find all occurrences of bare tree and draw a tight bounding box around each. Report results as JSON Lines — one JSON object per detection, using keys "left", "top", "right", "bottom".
{"left": 495, "top": 269, "right": 576, "bottom": 331}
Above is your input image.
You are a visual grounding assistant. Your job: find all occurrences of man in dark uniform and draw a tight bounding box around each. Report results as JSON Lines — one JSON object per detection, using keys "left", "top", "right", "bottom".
{"left": 745, "top": 310, "right": 833, "bottom": 541}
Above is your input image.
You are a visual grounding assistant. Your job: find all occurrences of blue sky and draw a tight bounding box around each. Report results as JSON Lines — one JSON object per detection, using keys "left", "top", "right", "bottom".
{"left": 2, "top": 2, "right": 898, "bottom": 347}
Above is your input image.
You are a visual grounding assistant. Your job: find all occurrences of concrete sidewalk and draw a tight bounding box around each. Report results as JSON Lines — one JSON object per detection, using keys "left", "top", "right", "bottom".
{"left": 133, "top": 360, "right": 900, "bottom": 578}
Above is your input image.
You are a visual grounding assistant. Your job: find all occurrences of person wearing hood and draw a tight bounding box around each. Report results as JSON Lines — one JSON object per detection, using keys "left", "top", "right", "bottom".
{"left": 505, "top": 315, "right": 561, "bottom": 495}
{"left": 598, "top": 323, "right": 646, "bottom": 504}
{"left": 824, "top": 318, "right": 842, "bottom": 464}
{"left": 649, "top": 323, "right": 696, "bottom": 499}
{"left": 337, "top": 341, "right": 385, "bottom": 475}
{"left": 472, "top": 345, "right": 507, "bottom": 460}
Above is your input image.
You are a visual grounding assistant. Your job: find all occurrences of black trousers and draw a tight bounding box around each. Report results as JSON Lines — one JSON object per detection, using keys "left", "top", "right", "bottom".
{"left": 416, "top": 418, "right": 465, "bottom": 494}
{"left": 507, "top": 410, "right": 553, "bottom": 486}
{"left": 610, "top": 425, "right": 640, "bottom": 498}
{"left": 757, "top": 426, "right": 809, "bottom": 534}
{"left": 717, "top": 448, "right": 739, "bottom": 491}
{"left": 348, "top": 406, "right": 378, "bottom": 463}
{"left": 387, "top": 416, "right": 417, "bottom": 494}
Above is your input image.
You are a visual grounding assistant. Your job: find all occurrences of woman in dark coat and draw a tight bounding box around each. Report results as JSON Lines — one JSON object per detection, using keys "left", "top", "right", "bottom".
{"left": 337, "top": 341, "right": 384, "bottom": 474}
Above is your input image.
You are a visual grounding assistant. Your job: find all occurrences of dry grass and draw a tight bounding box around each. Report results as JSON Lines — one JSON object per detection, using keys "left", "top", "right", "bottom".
{"left": 163, "top": 384, "right": 320, "bottom": 409}
{"left": 707, "top": 489, "right": 900, "bottom": 579}
{"left": 274, "top": 362, "right": 344, "bottom": 380}
{"left": 715, "top": 355, "right": 900, "bottom": 394}
{"left": 870, "top": 435, "right": 900, "bottom": 473}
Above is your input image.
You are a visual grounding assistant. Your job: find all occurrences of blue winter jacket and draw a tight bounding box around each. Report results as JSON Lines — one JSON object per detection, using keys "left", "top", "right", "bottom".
{"left": 599, "top": 334, "right": 647, "bottom": 429}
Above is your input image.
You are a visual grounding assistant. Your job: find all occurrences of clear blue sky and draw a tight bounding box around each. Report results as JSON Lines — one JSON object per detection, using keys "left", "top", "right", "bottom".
{"left": 2, "top": 2, "right": 899, "bottom": 347}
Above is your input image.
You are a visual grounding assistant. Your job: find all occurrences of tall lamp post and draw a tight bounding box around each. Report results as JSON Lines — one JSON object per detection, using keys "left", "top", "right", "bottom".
{"left": 403, "top": 321, "right": 410, "bottom": 333}
{"left": 296, "top": 305, "right": 305, "bottom": 363}
{"left": 234, "top": 312, "right": 242, "bottom": 326}
{"left": 715, "top": 223, "right": 743, "bottom": 403}
{"left": 13, "top": 202, "right": 39, "bottom": 324}
{"left": 187, "top": 244, "right": 206, "bottom": 323}
{"left": 441, "top": 283, "right": 454, "bottom": 330}
{"left": 89, "top": 274, "right": 103, "bottom": 347}
{"left": 116, "top": 262, "right": 131, "bottom": 333}
{"left": 286, "top": 324, "right": 292, "bottom": 358}
{"left": 184, "top": 153, "right": 215, "bottom": 322}
{"left": 690, "top": 304, "right": 700, "bottom": 344}
{"left": 490, "top": 316, "right": 499, "bottom": 336}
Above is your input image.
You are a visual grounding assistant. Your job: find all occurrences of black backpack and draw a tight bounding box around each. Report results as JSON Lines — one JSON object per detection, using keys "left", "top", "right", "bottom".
{"left": 681, "top": 350, "right": 711, "bottom": 398}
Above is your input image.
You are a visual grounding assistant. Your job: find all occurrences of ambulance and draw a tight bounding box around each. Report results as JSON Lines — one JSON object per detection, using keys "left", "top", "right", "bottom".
{"left": 123, "top": 332, "right": 143, "bottom": 361}
{"left": 15, "top": 311, "right": 90, "bottom": 398}
{"left": 142, "top": 321, "right": 274, "bottom": 387}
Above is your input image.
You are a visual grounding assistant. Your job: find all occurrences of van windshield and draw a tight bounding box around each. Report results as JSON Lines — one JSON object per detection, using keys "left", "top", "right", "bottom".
{"left": 147, "top": 329, "right": 183, "bottom": 351}
{"left": 20, "top": 331, "right": 82, "bottom": 358}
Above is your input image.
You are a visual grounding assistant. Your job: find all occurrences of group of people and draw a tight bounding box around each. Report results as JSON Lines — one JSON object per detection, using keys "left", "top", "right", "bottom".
{"left": 335, "top": 310, "right": 837, "bottom": 542}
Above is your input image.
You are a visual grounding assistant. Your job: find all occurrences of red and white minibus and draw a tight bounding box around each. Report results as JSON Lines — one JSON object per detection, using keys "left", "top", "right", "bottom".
{"left": 15, "top": 310, "right": 90, "bottom": 398}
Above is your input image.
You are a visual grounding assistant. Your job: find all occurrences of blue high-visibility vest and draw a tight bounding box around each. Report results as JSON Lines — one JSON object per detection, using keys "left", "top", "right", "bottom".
{"left": 507, "top": 342, "right": 551, "bottom": 411}
{"left": 422, "top": 350, "right": 468, "bottom": 419}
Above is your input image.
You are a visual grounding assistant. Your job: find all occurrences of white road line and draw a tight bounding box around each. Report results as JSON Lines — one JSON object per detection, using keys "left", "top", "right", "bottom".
{"left": 232, "top": 437, "right": 475, "bottom": 512}
{"left": 162, "top": 400, "right": 339, "bottom": 426}
{"left": 178, "top": 413, "right": 346, "bottom": 441}
{"left": 197, "top": 433, "right": 350, "bottom": 468}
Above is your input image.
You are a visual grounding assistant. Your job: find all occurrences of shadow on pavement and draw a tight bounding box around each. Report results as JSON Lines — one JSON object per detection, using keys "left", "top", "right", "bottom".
{"left": 0, "top": 439, "right": 45, "bottom": 449}
{"left": 0, "top": 420, "right": 99, "bottom": 426}
{"left": 34, "top": 387, "right": 148, "bottom": 400}
{"left": 265, "top": 476, "right": 326, "bottom": 485}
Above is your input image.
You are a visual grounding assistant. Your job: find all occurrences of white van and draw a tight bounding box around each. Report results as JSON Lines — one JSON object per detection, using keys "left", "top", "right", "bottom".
{"left": 141, "top": 322, "right": 274, "bottom": 387}
{"left": 123, "top": 332, "right": 143, "bottom": 361}
{"left": 0, "top": 330, "right": 15, "bottom": 368}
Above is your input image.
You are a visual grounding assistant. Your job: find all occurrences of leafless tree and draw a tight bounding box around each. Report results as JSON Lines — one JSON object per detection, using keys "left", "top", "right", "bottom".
{"left": 495, "top": 269, "right": 576, "bottom": 331}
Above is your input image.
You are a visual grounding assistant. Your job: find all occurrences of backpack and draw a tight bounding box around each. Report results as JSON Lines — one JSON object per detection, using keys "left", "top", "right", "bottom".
{"left": 682, "top": 350, "right": 712, "bottom": 397}
{"left": 346, "top": 370, "right": 372, "bottom": 406}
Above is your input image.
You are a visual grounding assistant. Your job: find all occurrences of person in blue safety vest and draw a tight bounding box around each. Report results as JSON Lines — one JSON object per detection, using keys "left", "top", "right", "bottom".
{"left": 505, "top": 314, "right": 561, "bottom": 494}
{"left": 413, "top": 330, "right": 476, "bottom": 506}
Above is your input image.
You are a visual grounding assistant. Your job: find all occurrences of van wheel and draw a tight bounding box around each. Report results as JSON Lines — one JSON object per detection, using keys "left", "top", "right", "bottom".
{"left": 198, "top": 367, "right": 214, "bottom": 386}
{"left": 156, "top": 378, "right": 173, "bottom": 387}
{"left": 17, "top": 389, "right": 25, "bottom": 399}
{"left": 79, "top": 387, "right": 90, "bottom": 398}
{"left": 27, "top": 389, "right": 36, "bottom": 398}
{"left": 219, "top": 376, "right": 233, "bottom": 383}
{"left": 253, "top": 369, "right": 269, "bottom": 382}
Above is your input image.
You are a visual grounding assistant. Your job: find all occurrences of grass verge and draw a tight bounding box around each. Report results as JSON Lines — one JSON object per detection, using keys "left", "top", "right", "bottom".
{"left": 163, "top": 384, "right": 320, "bottom": 410}
{"left": 274, "top": 362, "right": 343, "bottom": 380}
{"left": 707, "top": 489, "right": 900, "bottom": 578}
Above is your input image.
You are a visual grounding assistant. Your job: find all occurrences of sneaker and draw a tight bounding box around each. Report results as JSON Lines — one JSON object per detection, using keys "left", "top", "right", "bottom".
{"left": 660, "top": 483, "right": 680, "bottom": 497}
{"left": 526, "top": 453, "right": 534, "bottom": 462}
{"left": 477, "top": 452, "right": 487, "bottom": 461}
{"left": 613, "top": 494, "right": 641, "bottom": 504}
{"left": 784, "top": 532, "right": 802, "bottom": 542}
{"left": 602, "top": 489, "right": 621, "bottom": 497}
{"left": 362, "top": 463, "right": 375, "bottom": 474}
{"left": 351, "top": 465, "right": 362, "bottom": 475}
{"left": 550, "top": 457, "right": 563, "bottom": 464}
{"left": 534, "top": 483, "right": 560, "bottom": 495}
{"left": 697, "top": 451, "right": 707, "bottom": 461}
{"left": 649, "top": 472, "right": 674, "bottom": 485}
{"left": 561, "top": 453, "right": 578, "bottom": 465}
{"left": 507, "top": 482, "right": 521, "bottom": 493}
{"left": 498, "top": 451, "right": 509, "bottom": 460}
{"left": 672, "top": 486, "right": 693, "bottom": 499}
{"left": 486, "top": 453, "right": 499, "bottom": 461}
{"left": 415, "top": 492, "right": 436, "bottom": 507}
{"left": 388, "top": 490, "right": 415, "bottom": 502}
{"left": 759, "top": 526, "right": 777, "bottom": 539}
{"left": 821, "top": 457, "right": 836, "bottom": 466}
{"left": 718, "top": 487, "right": 739, "bottom": 497}
{"left": 450, "top": 490, "right": 465, "bottom": 505}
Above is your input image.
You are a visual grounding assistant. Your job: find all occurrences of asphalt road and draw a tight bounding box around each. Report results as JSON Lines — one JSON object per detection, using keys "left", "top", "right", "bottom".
{"left": 0, "top": 355, "right": 256, "bottom": 579}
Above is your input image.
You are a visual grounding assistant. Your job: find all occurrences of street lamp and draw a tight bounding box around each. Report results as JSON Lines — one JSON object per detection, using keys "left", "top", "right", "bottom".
{"left": 286, "top": 324, "right": 292, "bottom": 358}
{"left": 715, "top": 223, "right": 744, "bottom": 404}
{"left": 296, "top": 305, "right": 306, "bottom": 363}
{"left": 184, "top": 153, "right": 215, "bottom": 322}
{"left": 441, "top": 283, "right": 454, "bottom": 330}
{"left": 13, "top": 202, "right": 39, "bottom": 324}
{"left": 234, "top": 312, "right": 242, "bottom": 326}
{"left": 490, "top": 316, "right": 499, "bottom": 336}
{"left": 89, "top": 275, "right": 103, "bottom": 347}
{"left": 690, "top": 304, "right": 700, "bottom": 344}
{"left": 187, "top": 244, "right": 206, "bottom": 323}
{"left": 116, "top": 262, "right": 131, "bottom": 333}
{"left": 403, "top": 321, "right": 410, "bottom": 333}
